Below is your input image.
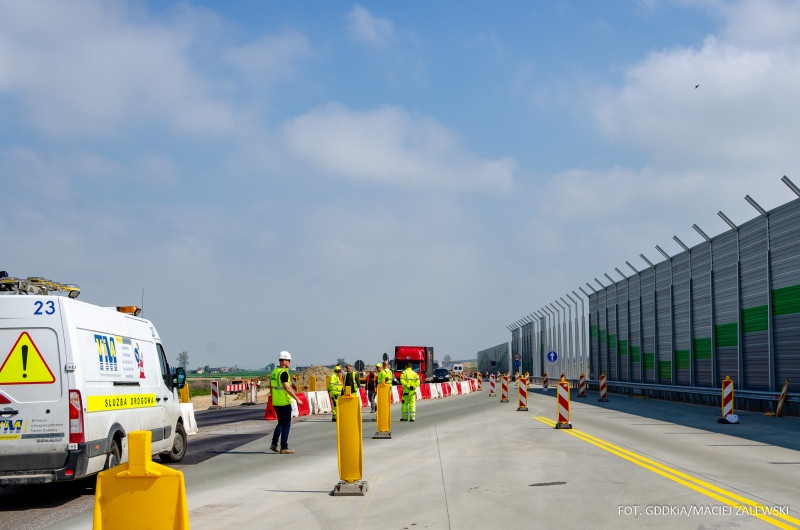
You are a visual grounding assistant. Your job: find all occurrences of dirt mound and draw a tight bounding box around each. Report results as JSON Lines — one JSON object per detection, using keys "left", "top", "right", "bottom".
{"left": 294, "top": 365, "right": 332, "bottom": 392}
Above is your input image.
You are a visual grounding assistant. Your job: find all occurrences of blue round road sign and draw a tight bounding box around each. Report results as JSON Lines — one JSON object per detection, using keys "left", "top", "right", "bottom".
{"left": 547, "top": 351, "right": 558, "bottom": 363}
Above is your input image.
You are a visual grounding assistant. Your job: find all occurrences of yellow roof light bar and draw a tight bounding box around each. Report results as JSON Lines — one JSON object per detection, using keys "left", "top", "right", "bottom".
{"left": 116, "top": 306, "right": 142, "bottom": 317}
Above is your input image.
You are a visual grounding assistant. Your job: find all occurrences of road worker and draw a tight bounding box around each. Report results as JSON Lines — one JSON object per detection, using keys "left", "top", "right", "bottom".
{"left": 343, "top": 363, "right": 358, "bottom": 395}
{"left": 400, "top": 363, "right": 420, "bottom": 421}
{"left": 366, "top": 365, "right": 378, "bottom": 413}
{"left": 327, "top": 365, "right": 343, "bottom": 422}
{"left": 269, "top": 351, "right": 301, "bottom": 454}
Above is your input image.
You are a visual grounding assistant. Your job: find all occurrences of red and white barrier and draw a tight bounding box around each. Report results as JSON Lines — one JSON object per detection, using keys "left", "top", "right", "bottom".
{"left": 225, "top": 383, "right": 245, "bottom": 393}
{"left": 517, "top": 377, "right": 528, "bottom": 411}
{"left": 555, "top": 378, "right": 572, "bottom": 429}
{"left": 542, "top": 372, "right": 549, "bottom": 392}
{"left": 578, "top": 373, "right": 586, "bottom": 398}
{"left": 211, "top": 380, "right": 219, "bottom": 407}
{"left": 775, "top": 378, "right": 790, "bottom": 417}
{"left": 598, "top": 373, "right": 608, "bottom": 402}
{"left": 721, "top": 375, "right": 735, "bottom": 422}
{"left": 489, "top": 374, "right": 496, "bottom": 397}
{"left": 500, "top": 374, "right": 509, "bottom": 403}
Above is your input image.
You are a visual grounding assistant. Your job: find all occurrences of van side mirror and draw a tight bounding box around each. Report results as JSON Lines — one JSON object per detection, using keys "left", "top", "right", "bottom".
{"left": 173, "top": 367, "right": 186, "bottom": 390}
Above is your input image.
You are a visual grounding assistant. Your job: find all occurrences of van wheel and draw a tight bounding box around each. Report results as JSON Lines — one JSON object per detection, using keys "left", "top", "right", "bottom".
{"left": 159, "top": 422, "right": 187, "bottom": 463}
{"left": 105, "top": 441, "right": 121, "bottom": 470}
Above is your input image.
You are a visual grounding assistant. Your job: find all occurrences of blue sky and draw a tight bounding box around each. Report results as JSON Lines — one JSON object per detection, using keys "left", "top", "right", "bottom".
{"left": 3, "top": 0, "right": 800, "bottom": 369}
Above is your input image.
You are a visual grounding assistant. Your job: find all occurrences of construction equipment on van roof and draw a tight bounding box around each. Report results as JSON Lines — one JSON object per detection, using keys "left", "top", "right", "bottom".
{"left": 0, "top": 275, "right": 81, "bottom": 298}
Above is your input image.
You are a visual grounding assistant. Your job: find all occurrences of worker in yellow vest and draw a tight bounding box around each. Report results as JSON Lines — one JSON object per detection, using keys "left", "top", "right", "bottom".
{"left": 327, "top": 365, "right": 343, "bottom": 422}
{"left": 269, "top": 351, "right": 301, "bottom": 454}
{"left": 400, "top": 363, "right": 420, "bottom": 421}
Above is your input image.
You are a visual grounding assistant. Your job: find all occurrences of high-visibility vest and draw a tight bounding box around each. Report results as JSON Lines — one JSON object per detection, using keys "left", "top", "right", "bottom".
{"left": 400, "top": 368, "right": 419, "bottom": 394}
{"left": 377, "top": 368, "right": 393, "bottom": 385}
{"left": 270, "top": 367, "right": 292, "bottom": 406}
{"left": 343, "top": 371, "right": 358, "bottom": 393}
{"left": 328, "top": 372, "right": 343, "bottom": 394}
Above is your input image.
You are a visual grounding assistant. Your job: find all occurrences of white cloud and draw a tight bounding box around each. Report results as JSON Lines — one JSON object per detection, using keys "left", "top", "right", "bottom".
{"left": 593, "top": 2, "right": 800, "bottom": 174}
{"left": 282, "top": 103, "right": 515, "bottom": 192}
{"left": 719, "top": 0, "right": 800, "bottom": 47}
{"left": 346, "top": 5, "right": 394, "bottom": 47}
{"left": 0, "top": 1, "right": 240, "bottom": 137}
{"left": 223, "top": 29, "right": 313, "bottom": 84}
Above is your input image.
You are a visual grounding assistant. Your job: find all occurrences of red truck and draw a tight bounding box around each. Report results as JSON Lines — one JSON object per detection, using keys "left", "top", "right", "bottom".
{"left": 393, "top": 346, "right": 434, "bottom": 384}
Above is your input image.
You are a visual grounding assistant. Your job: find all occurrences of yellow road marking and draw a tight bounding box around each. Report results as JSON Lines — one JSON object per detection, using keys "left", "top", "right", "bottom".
{"left": 534, "top": 416, "right": 799, "bottom": 529}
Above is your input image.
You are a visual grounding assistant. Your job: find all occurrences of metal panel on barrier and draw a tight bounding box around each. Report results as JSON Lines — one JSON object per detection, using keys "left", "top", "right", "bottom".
{"left": 673, "top": 253, "right": 691, "bottom": 386}
{"left": 640, "top": 268, "right": 656, "bottom": 383}
{"left": 691, "top": 244, "right": 712, "bottom": 387}
{"left": 618, "top": 278, "right": 629, "bottom": 382}
{"left": 629, "top": 273, "right": 642, "bottom": 383}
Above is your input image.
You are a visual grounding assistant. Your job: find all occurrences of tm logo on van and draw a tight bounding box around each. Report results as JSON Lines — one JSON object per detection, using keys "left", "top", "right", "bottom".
{"left": 0, "top": 419, "right": 23, "bottom": 434}
{"left": 94, "top": 334, "right": 119, "bottom": 372}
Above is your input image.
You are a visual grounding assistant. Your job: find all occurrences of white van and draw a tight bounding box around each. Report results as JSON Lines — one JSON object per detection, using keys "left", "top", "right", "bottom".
{"left": 0, "top": 276, "right": 187, "bottom": 485}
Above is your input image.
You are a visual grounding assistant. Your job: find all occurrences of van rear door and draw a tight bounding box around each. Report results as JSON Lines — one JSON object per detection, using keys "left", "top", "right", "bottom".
{"left": 0, "top": 296, "right": 68, "bottom": 473}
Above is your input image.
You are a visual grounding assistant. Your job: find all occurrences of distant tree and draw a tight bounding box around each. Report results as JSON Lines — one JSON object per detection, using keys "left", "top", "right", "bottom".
{"left": 266, "top": 362, "right": 275, "bottom": 373}
{"left": 444, "top": 354, "right": 452, "bottom": 363}
{"left": 203, "top": 364, "right": 210, "bottom": 374}
{"left": 177, "top": 351, "right": 189, "bottom": 369}
{"left": 337, "top": 357, "right": 346, "bottom": 366}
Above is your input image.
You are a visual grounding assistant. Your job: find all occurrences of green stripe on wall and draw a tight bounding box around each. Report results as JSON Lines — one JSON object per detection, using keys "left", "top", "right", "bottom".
{"left": 619, "top": 339, "right": 628, "bottom": 356}
{"left": 694, "top": 338, "right": 712, "bottom": 360}
{"left": 658, "top": 360, "right": 672, "bottom": 381}
{"left": 630, "top": 345, "right": 640, "bottom": 362}
{"left": 599, "top": 329, "right": 607, "bottom": 343}
{"left": 644, "top": 352, "right": 655, "bottom": 370}
{"left": 742, "top": 305, "right": 768, "bottom": 333}
{"left": 675, "top": 350, "right": 690, "bottom": 370}
{"left": 715, "top": 322, "right": 738, "bottom": 347}
{"left": 590, "top": 325, "right": 598, "bottom": 339}
{"left": 773, "top": 284, "right": 800, "bottom": 316}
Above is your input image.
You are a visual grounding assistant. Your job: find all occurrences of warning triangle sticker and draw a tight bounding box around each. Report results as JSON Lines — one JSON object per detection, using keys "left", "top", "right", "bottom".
{"left": 0, "top": 332, "right": 56, "bottom": 384}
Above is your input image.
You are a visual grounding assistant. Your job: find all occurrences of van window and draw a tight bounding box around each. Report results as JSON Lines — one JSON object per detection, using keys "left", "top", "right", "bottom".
{"left": 157, "top": 343, "right": 170, "bottom": 388}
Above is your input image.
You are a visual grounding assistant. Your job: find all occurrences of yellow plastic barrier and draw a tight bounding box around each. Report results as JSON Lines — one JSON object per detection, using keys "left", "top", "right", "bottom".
{"left": 333, "top": 392, "right": 367, "bottom": 495}
{"left": 93, "top": 431, "right": 190, "bottom": 529}
{"left": 309, "top": 374, "right": 317, "bottom": 392}
{"left": 373, "top": 381, "right": 391, "bottom": 439}
{"left": 179, "top": 384, "right": 190, "bottom": 404}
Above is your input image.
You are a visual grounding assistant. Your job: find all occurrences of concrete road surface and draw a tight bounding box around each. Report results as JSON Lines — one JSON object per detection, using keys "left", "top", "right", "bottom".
{"left": 50, "top": 386, "right": 800, "bottom": 529}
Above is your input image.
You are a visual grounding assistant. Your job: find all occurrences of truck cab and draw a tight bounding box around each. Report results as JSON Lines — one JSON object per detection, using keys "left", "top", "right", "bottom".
{"left": 393, "top": 346, "right": 434, "bottom": 383}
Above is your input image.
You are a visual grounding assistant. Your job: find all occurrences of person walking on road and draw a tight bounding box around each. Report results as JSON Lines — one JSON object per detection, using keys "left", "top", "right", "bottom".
{"left": 400, "top": 363, "right": 420, "bottom": 421}
{"left": 366, "top": 365, "right": 377, "bottom": 412}
{"left": 343, "top": 363, "right": 359, "bottom": 395}
{"left": 328, "top": 365, "right": 343, "bottom": 422}
{"left": 269, "top": 351, "right": 301, "bottom": 454}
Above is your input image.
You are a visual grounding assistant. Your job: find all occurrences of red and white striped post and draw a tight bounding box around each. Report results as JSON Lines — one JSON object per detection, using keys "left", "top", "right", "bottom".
{"left": 211, "top": 380, "right": 219, "bottom": 407}
{"left": 775, "top": 379, "right": 790, "bottom": 417}
{"left": 517, "top": 376, "right": 529, "bottom": 411}
{"left": 292, "top": 375, "right": 298, "bottom": 394}
{"left": 578, "top": 373, "right": 586, "bottom": 398}
{"left": 476, "top": 372, "right": 483, "bottom": 391}
{"left": 598, "top": 373, "right": 608, "bottom": 402}
{"left": 542, "top": 372, "right": 549, "bottom": 392}
{"left": 555, "top": 377, "right": 572, "bottom": 429}
{"left": 489, "top": 373, "right": 496, "bottom": 397}
{"left": 500, "top": 374, "right": 509, "bottom": 403}
{"left": 721, "top": 375, "right": 734, "bottom": 419}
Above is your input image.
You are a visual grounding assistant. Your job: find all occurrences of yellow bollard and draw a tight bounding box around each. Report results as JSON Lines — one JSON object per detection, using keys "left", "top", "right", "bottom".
{"left": 93, "top": 430, "right": 189, "bottom": 529}
{"left": 332, "top": 392, "right": 368, "bottom": 496}
{"left": 309, "top": 374, "right": 317, "bottom": 392}
{"left": 373, "top": 380, "right": 392, "bottom": 439}
{"left": 179, "top": 384, "right": 190, "bottom": 404}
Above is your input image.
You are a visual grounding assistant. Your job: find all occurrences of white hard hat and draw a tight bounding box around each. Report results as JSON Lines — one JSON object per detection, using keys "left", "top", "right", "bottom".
{"left": 278, "top": 351, "right": 292, "bottom": 361}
